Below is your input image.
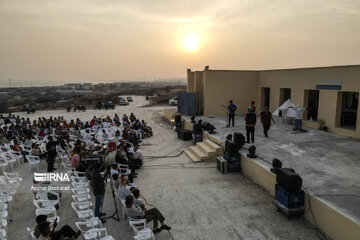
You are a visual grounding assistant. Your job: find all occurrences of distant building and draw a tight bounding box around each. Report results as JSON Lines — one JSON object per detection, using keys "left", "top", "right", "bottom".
{"left": 64, "top": 83, "right": 82, "bottom": 90}
{"left": 82, "top": 83, "right": 93, "bottom": 90}
{"left": 187, "top": 65, "right": 360, "bottom": 138}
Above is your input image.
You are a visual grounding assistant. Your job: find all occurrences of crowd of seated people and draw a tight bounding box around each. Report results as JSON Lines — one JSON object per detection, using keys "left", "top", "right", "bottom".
{"left": 0, "top": 111, "right": 156, "bottom": 239}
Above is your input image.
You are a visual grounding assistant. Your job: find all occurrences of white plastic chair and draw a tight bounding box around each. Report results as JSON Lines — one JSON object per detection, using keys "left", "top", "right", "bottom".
{"left": 36, "top": 190, "right": 60, "bottom": 211}
{"left": 35, "top": 207, "right": 59, "bottom": 224}
{"left": 129, "top": 219, "right": 155, "bottom": 240}
{"left": 26, "top": 227, "right": 37, "bottom": 240}
{"left": 71, "top": 176, "right": 87, "bottom": 183}
{"left": 75, "top": 217, "right": 102, "bottom": 235}
{"left": 0, "top": 229, "right": 6, "bottom": 240}
{"left": 33, "top": 200, "right": 56, "bottom": 209}
{"left": 26, "top": 155, "right": 40, "bottom": 172}
{"left": 73, "top": 209, "right": 94, "bottom": 220}
{"left": 0, "top": 154, "right": 16, "bottom": 171}
{"left": 71, "top": 182, "right": 89, "bottom": 188}
{"left": 62, "top": 162, "right": 74, "bottom": 174}
{"left": 72, "top": 194, "right": 91, "bottom": 202}
{"left": 3, "top": 172, "right": 23, "bottom": 184}
{"left": 74, "top": 171, "right": 86, "bottom": 177}
{"left": 118, "top": 164, "right": 131, "bottom": 176}
{"left": 71, "top": 201, "right": 92, "bottom": 211}
{"left": 83, "top": 228, "right": 108, "bottom": 240}
{"left": 71, "top": 187, "right": 90, "bottom": 195}
{"left": 0, "top": 160, "right": 8, "bottom": 174}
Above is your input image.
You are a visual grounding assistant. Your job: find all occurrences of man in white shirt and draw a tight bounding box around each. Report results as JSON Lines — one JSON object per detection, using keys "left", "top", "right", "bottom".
{"left": 290, "top": 105, "right": 307, "bottom": 130}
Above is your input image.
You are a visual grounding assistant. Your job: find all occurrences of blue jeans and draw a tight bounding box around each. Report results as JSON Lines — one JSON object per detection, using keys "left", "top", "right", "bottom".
{"left": 295, "top": 119, "right": 302, "bottom": 129}
{"left": 94, "top": 194, "right": 104, "bottom": 218}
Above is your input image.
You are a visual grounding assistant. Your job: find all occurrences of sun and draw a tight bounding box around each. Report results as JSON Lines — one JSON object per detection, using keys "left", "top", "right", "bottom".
{"left": 183, "top": 34, "right": 199, "bottom": 52}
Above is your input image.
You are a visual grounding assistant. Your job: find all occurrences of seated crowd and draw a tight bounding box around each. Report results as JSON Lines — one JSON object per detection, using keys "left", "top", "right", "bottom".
{"left": 0, "top": 111, "right": 169, "bottom": 239}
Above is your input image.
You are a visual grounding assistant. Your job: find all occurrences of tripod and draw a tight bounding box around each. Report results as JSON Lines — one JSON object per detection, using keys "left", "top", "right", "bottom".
{"left": 100, "top": 166, "right": 120, "bottom": 222}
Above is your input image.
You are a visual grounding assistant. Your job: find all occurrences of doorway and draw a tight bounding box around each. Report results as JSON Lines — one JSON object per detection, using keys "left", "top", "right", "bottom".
{"left": 304, "top": 90, "right": 319, "bottom": 120}
{"left": 336, "top": 92, "right": 359, "bottom": 130}
{"left": 261, "top": 87, "right": 270, "bottom": 109}
{"left": 280, "top": 88, "right": 291, "bottom": 105}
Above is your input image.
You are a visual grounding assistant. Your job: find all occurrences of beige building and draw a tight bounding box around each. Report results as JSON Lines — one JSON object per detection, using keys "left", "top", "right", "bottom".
{"left": 187, "top": 65, "right": 360, "bottom": 138}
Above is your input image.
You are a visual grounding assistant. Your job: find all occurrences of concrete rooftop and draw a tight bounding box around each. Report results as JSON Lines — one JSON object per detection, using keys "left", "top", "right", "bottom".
{"left": 8, "top": 97, "right": 322, "bottom": 239}
{"left": 184, "top": 114, "right": 360, "bottom": 224}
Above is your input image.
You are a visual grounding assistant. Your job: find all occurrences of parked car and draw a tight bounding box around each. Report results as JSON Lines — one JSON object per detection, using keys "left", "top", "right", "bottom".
{"left": 74, "top": 105, "right": 86, "bottom": 112}
{"left": 119, "top": 98, "right": 129, "bottom": 105}
{"left": 126, "top": 96, "right": 133, "bottom": 102}
{"left": 169, "top": 97, "right": 178, "bottom": 106}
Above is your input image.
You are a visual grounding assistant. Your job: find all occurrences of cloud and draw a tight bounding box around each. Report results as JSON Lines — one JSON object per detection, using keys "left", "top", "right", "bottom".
{"left": 1, "top": 0, "right": 359, "bottom": 32}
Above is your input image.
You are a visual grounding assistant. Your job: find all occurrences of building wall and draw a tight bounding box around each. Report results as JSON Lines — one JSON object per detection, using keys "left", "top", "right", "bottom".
{"left": 258, "top": 65, "right": 360, "bottom": 138}
{"left": 187, "top": 65, "right": 360, "bottom": 138}
{"left": 203, "top": 70, "right": 259, "bottom": 116}
{"left": 194, "top": 71, "right": 204, "bottom": 114}
{"left": 187, "top": 71, "right": 195, "bottom": 93}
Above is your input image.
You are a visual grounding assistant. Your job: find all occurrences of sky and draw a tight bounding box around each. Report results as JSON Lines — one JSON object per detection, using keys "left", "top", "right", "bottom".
{"left": 0, "top": 0, "right": 359, "bottom": 87}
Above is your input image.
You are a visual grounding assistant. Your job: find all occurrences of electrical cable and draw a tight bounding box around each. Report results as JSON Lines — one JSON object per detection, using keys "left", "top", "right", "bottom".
{"left": 144, "top": 151, "right": 184, "bottom": 159}
{"left": 302, "top": 187, "right": 330, "bottom": 240}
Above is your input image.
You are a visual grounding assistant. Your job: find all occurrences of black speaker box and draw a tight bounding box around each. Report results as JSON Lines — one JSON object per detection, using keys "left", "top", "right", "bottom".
{"left": 276, "top": 168, "right": 302, "bottom": 192}
{"left": 233, "top": 132, "right": 245, "bottom": 146}
{"left": 178, "top": 129, "right": 192, "bottom": 140}
{"left": 225, "top": 140, "right": 240, "bottom": 154}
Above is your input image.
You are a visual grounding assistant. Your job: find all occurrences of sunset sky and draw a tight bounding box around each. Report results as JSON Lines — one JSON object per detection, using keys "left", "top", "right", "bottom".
{"left": 0, "top": 0, "right": 359, "bottom": 87}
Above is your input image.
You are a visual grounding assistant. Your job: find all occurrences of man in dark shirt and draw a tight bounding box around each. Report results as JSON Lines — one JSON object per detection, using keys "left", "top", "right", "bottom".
{"left": 245, "top": 106, "right": 257, "bottom": 143}
{"left": 46, "top": 136, "right": 58, "bottom": 172}
{"left": 91, "top": 164, "right": 106, "bottom": 222}
{"left": 259, "top": 106, "right": 275, "bottom": 137}
{"left": 227, "top": 100, "right": 237, "bottom": 127}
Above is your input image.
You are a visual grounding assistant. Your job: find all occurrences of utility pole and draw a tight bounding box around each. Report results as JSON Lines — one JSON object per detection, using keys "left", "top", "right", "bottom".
{"left": 8, "top": 79, "right": 11, "bottom": 88}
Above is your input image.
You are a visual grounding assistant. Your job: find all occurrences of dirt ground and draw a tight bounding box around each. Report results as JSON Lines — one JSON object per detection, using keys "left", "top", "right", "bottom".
{"left": 8, "top": 96, "right": 319, "bottom": 240}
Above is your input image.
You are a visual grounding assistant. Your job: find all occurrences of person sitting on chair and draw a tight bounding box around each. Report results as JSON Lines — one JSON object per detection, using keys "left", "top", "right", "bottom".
{"left": 124, "top": 195, "right": 171, "bottom": 234}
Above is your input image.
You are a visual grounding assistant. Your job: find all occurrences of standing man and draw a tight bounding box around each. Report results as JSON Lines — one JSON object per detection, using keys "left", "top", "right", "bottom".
{"left": 91, "top": 164, "right": 106, "bottom": 222}
{"left": 227, "top": 100, "right": 237, "bottom": 127}
{"left": 46, "top": 136, "right": 57, "bottom": 172}
{"left": 260, "top": 106, "right": 275, "bottom": 137}
{"left": 289, "top": 105, "right": 307, "bottom": 131}
{"left": 245, "top": 107, "right": 257, "bottom": 143}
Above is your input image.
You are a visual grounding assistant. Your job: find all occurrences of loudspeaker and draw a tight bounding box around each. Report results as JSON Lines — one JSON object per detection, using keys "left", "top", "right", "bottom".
{"left": 178, "top": 129, "right": 192, "bottom": 140}
{"left": 276, "top": 168, "right": 302, "bottom": 192}
{"left": 225, "top": 140, "right": 240, "bottom": 154}
{"left": 233, "top": 132, "right": 245, "bottom": 146}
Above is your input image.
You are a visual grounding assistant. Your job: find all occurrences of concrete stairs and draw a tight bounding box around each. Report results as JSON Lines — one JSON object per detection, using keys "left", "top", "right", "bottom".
{"left": 185, "top": 139, "right": 222, "bottom": 162}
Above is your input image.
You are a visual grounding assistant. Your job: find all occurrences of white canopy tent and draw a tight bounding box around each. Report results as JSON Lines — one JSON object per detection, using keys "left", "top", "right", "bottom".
{"left": 273, "top": 99, "right": 296, "bottom": 118}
